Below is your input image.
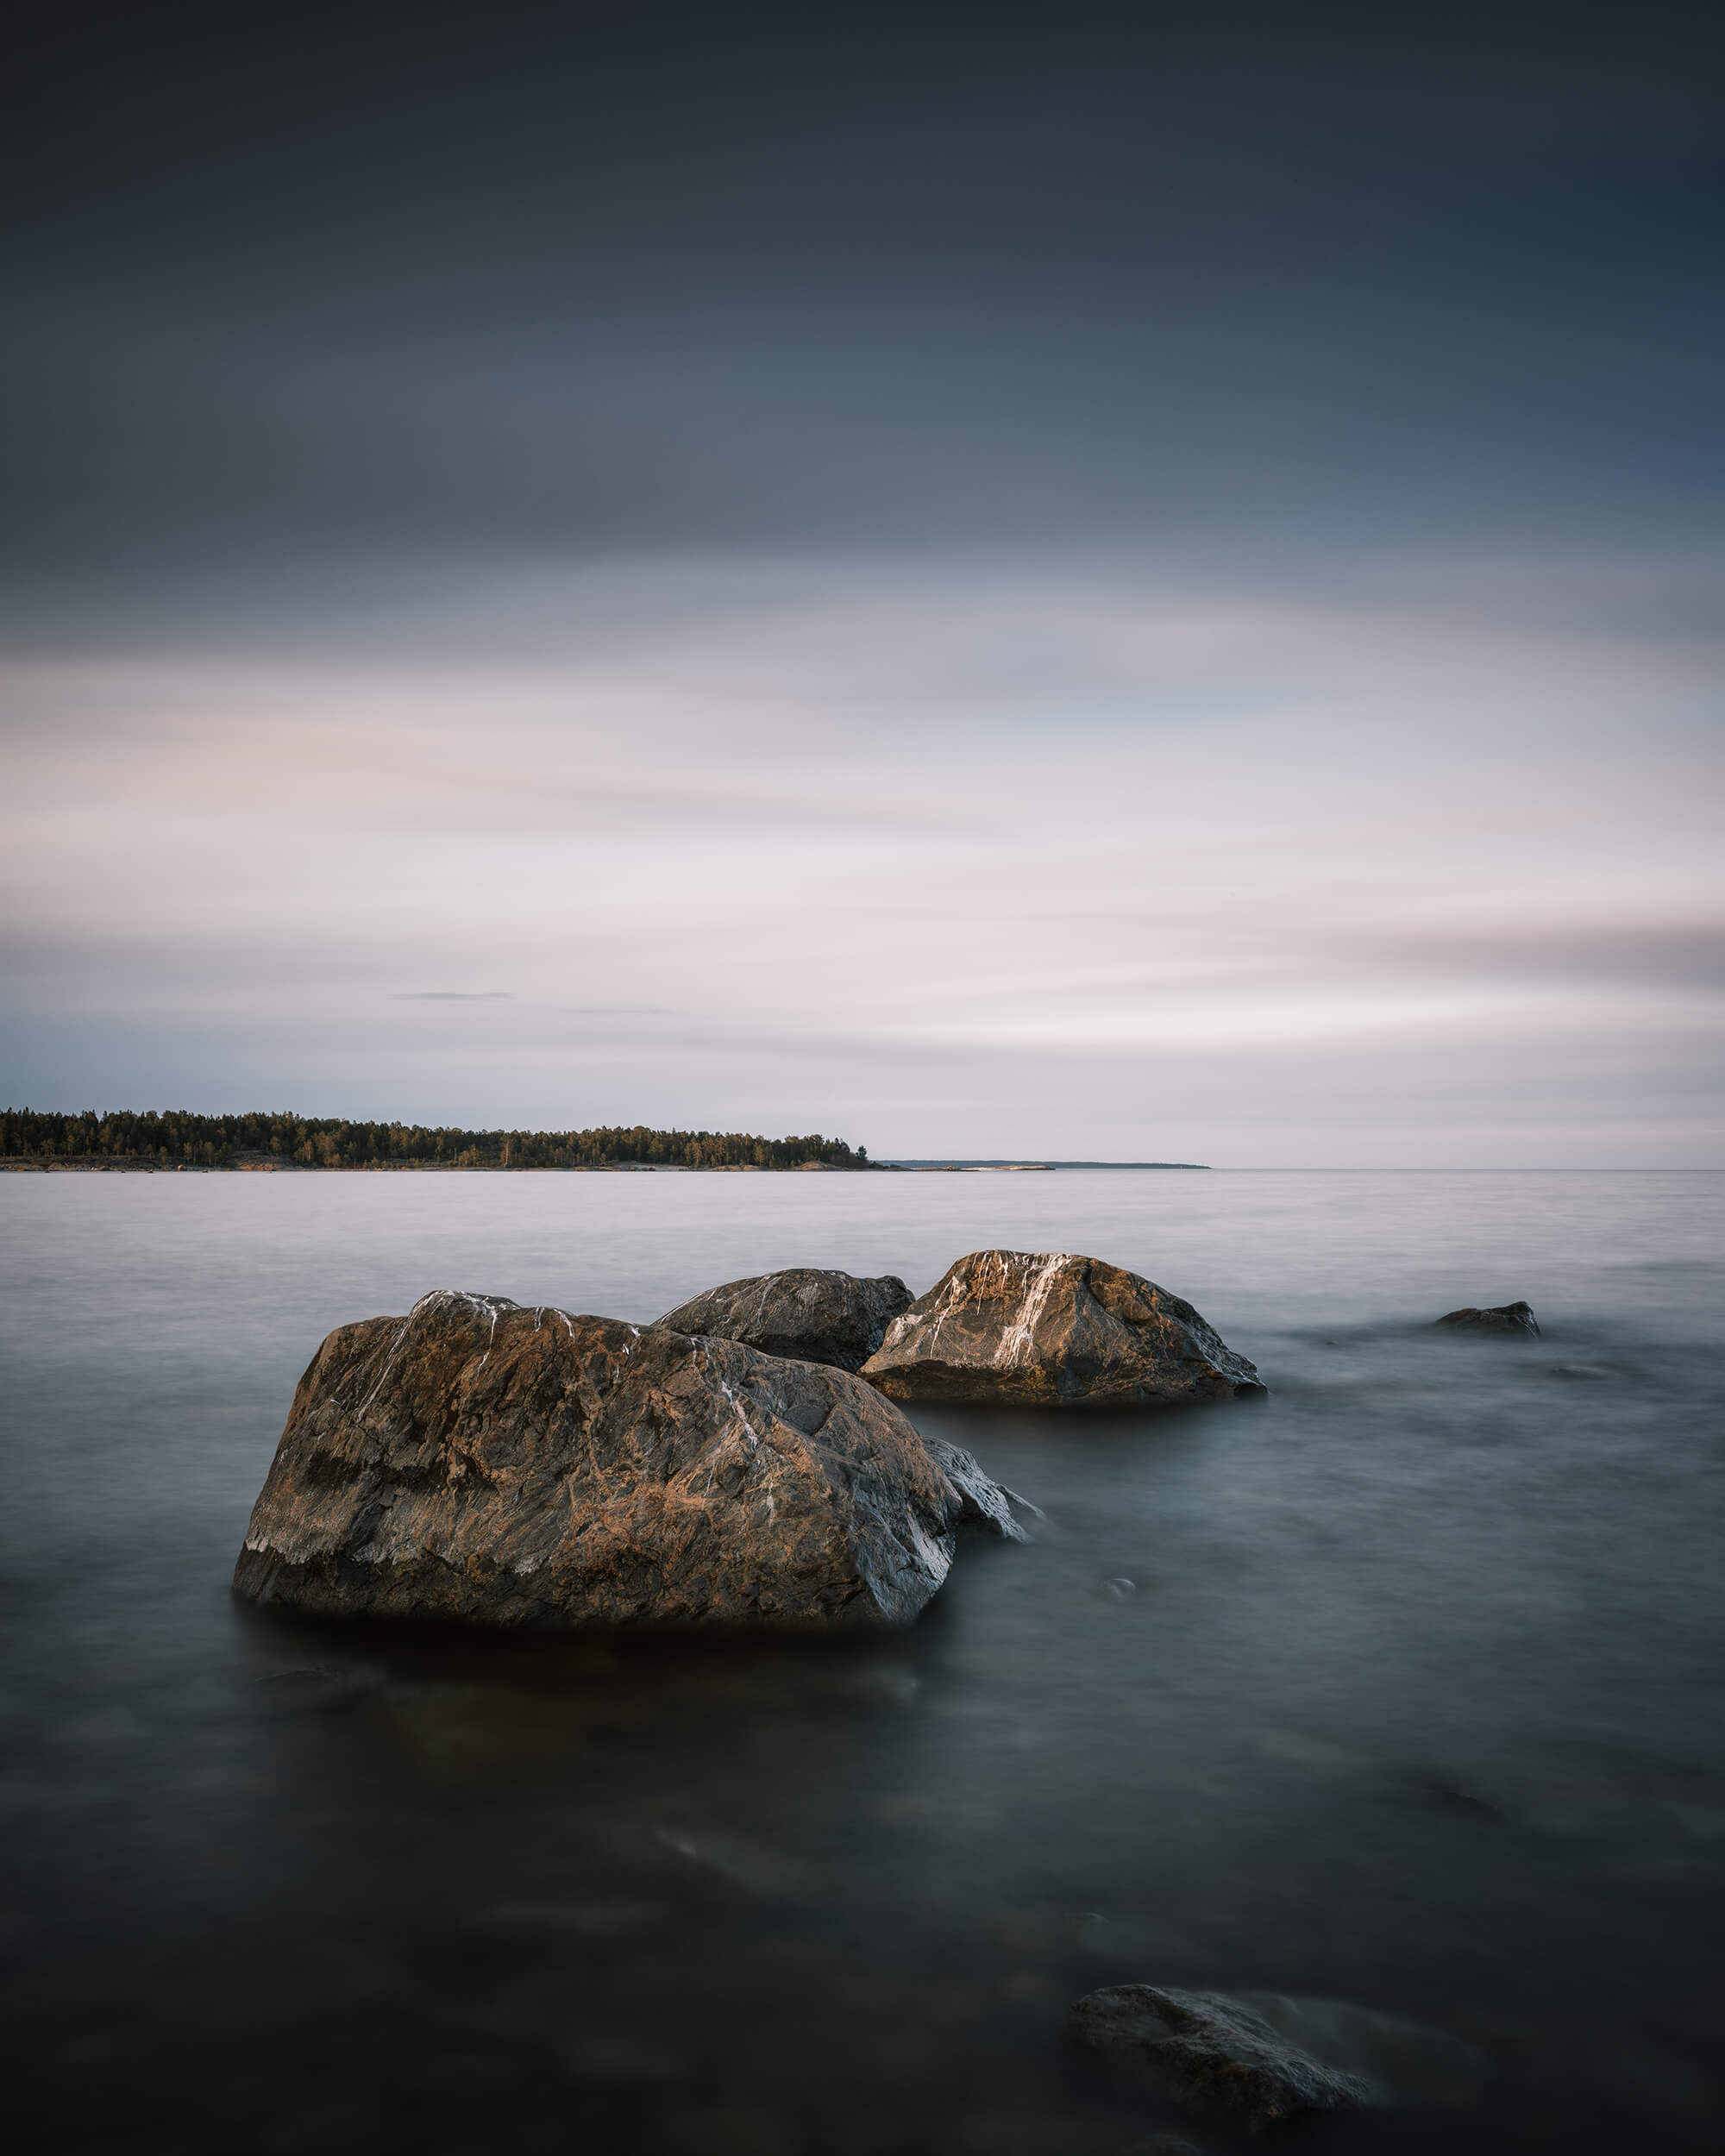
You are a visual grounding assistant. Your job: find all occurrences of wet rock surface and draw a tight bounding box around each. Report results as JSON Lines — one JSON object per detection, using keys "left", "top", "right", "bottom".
{"left": 234, "top": 1289, "right": 959, "bottom": 1628}
{"left": 922, "top": 1435, "right": 1032, "bottom": 1542}
{"left": 1070, "top": 1984, "right": 1382, "bottom": 2123}
{"left": 1435, "top": 1300, "right": 1540, "bottom": 1336}
{"left": 861, "top": 1250, "right": 1265, "bottom": 1407}
{"left": 656, "top": 1267, "right": 913, "bottom": 1373}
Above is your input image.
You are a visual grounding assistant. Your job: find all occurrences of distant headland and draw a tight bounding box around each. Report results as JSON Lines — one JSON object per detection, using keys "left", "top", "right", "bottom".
{"left": 0, "top": 1109, "right": 875, "bottom": 1173}
{"left": 885, "top": 1159, "right": 1211, "bottom": 1172}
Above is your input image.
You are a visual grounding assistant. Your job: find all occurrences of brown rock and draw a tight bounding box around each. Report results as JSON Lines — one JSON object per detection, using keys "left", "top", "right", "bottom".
{"left": 860, "top": 1250, "right": 1264, "bottom": 1407}
{"left": 656, "top": 1268, "right": 913, "bottom": 1373}
{"left": 1070, "top": 1985, "right": 1380, "bottom": 2123}
{"left": 233, "top": 1289, "right": 959, "bottom": 1628}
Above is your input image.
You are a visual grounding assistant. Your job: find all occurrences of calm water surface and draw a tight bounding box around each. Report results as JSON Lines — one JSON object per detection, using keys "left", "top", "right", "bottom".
{"left": 2, "top": 1170, "right": 1721, "bottom": 2155}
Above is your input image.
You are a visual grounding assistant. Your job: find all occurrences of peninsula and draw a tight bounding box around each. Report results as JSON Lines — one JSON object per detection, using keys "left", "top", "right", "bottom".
{"left": 885, "top": 1159, "right": 1211, "bottom": 1171}
{"left": 0, "top": 1109, "right": 875, "bottom": 1173}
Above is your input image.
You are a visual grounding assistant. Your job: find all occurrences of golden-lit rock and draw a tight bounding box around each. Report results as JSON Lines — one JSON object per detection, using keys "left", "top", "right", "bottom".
{"left": 234, "top": 1289, "right": 960, "bottom": 1628}
{"left": 861, "top": 1250, "right": 1264, "bottom": 1407}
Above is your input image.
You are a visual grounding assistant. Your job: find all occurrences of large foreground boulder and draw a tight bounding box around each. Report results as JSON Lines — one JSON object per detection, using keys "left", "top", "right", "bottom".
{"left": 1434, "top": 1300, "right": 1540, "bottom": 1337}
{"left": 656, "top": 1267, "right": 913, "bottom": 1374}
{"left": 860, "top": 1250, "right": 1264, "bottom": 1407}
{"left": 234, "top": 1290, "right": 963, "bottom": 1629}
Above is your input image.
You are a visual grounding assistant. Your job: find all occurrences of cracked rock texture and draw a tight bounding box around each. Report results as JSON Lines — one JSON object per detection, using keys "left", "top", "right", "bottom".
{"left": 1070, "top": 1985, "right": 1382, "bottom": 2123}
{"left": 1434, "top": 1299, "right": 1540, "bottom": 1336}
{"left": 861, "top": 1250, "right": 1264, "bottom": 1407}
{"left": 233, "top": 1289, "right": 960, "bottom": 1628}
{"left": 656, "top": 1268, "right": 913, "bottom": 1373}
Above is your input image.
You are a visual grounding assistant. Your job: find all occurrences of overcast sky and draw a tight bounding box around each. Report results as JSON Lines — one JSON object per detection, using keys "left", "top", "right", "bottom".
{"left": 3, "top": 2, "right": 1721, "bottom": 1163}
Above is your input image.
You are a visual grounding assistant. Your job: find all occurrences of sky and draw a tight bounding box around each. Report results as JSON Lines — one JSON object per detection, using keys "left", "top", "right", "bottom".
{"left": 3, "top": 2, "right": 1722, "bottom": 1165}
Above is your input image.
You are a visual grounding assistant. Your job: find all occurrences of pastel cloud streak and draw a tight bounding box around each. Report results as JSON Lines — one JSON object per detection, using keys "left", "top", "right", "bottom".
{"left": 4, "top": 551, "right": 1719, "bottom": 1163}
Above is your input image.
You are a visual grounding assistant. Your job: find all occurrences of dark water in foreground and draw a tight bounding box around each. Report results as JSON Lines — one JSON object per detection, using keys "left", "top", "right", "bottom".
{"left": 2, "top": 1170, "right": 1722, "bottom": 2156}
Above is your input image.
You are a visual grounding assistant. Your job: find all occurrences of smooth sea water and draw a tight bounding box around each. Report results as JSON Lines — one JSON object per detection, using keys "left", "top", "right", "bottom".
{"left": 2, "top": 1169, "right": 1721, "bottom": 2156}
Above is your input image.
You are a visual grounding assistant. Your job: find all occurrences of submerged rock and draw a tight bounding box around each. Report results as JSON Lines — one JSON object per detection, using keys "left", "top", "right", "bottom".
{"left": 1226, "top": 1994, "right": 1486, "bottom": 2109}
{"left": 1434, "top": 1300, "right": 1540, "bottom": 1337}
{"left": 1071, "top": 1984, "right": 1486, "bottom": 2124}
{"left": 860, "top": 1250, "right": 1264, "bottom": 1407}
{"left": 656, "top": 1267, "right": 913, "bottom": 1373}
{"left": 233, "top": 1290, "right": 959, "bottom": 1629}
{"left": 1070, "top": 1985, "right": 1380, "bottom": 2123}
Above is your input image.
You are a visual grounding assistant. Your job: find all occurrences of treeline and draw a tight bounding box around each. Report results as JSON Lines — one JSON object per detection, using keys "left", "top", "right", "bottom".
{"left": 0, "top": 1108, "right": 872, "bottom": 1171}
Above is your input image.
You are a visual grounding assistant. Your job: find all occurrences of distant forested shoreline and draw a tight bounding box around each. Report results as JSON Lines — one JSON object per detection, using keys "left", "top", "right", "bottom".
{"left": 0, "top": 1108, "right": 875, "bottom": 1172}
